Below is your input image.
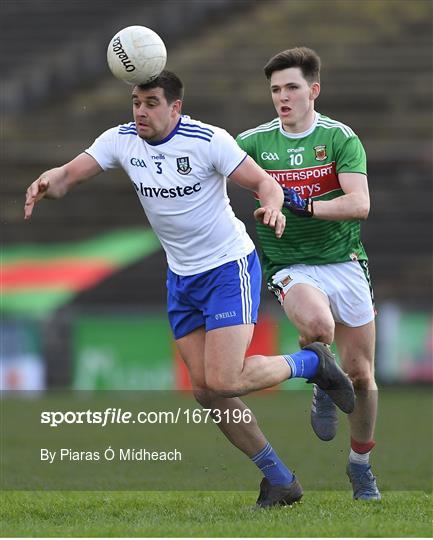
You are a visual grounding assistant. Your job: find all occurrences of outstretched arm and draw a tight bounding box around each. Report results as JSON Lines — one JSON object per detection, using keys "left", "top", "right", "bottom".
{"left": 24, "top": 153, "right": 103, "bottom": 220}
{"left": 283, "top": 172, "right": 370, "bottom": 221}
{"left": 229, "top": 156, "right": 285, "bottom": 238}
{"left": 313, "top": 172, "right": 370, "bottom": 220}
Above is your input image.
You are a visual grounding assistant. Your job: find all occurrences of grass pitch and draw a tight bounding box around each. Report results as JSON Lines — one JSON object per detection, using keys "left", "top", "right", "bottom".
{"left": 1, "top": 490, "right": 431, "bottom": 537}
{"left": 1, "top": 387, "right": 432, "bottom": 537}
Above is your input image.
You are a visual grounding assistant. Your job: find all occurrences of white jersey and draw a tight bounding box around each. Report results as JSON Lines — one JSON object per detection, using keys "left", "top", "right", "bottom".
{"left": 86, "top": 115, "right": 255, "bottom": 275}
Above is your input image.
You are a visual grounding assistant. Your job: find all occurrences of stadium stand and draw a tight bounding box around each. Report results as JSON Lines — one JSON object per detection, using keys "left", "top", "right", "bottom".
{"left": 2, "top": 0, "right": 432, "bottom": 311}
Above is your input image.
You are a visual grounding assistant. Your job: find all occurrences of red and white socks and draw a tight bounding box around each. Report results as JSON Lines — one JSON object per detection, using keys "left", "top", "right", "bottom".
{"left": 349, "top": 437, "right": 375, "bottom": 465}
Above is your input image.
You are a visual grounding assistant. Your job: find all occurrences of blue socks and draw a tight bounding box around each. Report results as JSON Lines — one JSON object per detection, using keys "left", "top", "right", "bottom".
{"left": 252, "top": 442, "right": 294, "bottom": 486}
{"left": 283, "top": 349, "right": 319, "bottom": 379}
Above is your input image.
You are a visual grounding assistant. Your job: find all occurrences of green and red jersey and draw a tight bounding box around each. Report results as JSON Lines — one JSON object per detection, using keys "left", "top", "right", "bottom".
{"left": 236, "top": 113, "right": 369, "bottom": 282}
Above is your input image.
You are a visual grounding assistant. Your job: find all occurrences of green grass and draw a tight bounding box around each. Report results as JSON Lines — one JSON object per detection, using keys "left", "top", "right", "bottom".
{"left": 1, "top": 388, "right": 432, "bottom": 536}
{"left": 1, "top": 490, "right": 431, "bottom": 537}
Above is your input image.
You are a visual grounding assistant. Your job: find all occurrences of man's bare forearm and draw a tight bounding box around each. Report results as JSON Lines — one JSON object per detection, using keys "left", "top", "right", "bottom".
{"left": 39, "top": 166, "right": 71, "bottom": 199}
{"left": 256, "top": 178, "right": 284, "bottom": 211}
{"left": 313, "top": 193, "right": 369, "bottom": 221}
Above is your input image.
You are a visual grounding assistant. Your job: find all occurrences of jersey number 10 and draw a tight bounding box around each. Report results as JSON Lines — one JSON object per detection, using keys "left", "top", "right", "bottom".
{"left": 288, "top": 154, "right": 303, "bottom": 166}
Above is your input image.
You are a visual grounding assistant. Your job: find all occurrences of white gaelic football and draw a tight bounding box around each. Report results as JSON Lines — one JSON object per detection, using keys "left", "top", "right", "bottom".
{"left": 107, "top": 26, "right": 167, "bottom": 85}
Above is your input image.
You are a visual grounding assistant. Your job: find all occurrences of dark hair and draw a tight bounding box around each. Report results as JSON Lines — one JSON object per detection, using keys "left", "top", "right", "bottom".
{"left": 264, "top": 47, "right": 321, "bottom": 84}
{"left": 137, "top": 70, "right": 184, "bottom": 103}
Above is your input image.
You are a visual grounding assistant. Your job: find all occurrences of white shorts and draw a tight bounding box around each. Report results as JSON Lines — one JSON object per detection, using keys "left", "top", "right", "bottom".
{"left": 268, "top": 261, "right": 375, "bottom": 327}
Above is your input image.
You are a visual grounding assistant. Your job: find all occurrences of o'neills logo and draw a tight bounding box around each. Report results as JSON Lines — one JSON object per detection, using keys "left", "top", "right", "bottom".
{"left": 215, "top": 311, "right": 236, "bottom": 320}
{"left": 111, "top": 36, "right": 136, "bottom": 72}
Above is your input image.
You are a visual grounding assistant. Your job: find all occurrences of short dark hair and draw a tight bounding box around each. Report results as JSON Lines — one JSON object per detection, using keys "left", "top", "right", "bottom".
{"left": 264, "top": 47, "right": 321, "bottom": 84}
{"left": 137, "top": 70, "right": 184, "bottom": 103}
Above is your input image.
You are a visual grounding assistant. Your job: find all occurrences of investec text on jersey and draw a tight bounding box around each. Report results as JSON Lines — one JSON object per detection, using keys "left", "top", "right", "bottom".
{"left": 132, "top": 182, "right": 201, "bottom": 198}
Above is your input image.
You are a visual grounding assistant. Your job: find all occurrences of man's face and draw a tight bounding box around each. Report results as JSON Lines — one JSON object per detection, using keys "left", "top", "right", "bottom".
{"left": 132, "top": 86, "right": 181, "bottom": 141}
{"left": 270, "top": 67, "right": 320, "bottom": 132}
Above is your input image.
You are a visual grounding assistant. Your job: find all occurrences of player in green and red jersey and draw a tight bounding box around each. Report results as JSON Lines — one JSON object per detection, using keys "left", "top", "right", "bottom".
{"left": 237, "top": 47, "right": 380, "bottom": 500}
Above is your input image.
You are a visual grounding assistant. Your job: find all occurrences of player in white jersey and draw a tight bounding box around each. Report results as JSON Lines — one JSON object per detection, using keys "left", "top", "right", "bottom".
{"left": 24, "top": 70, "right": 355, "bottom": 507}
{"left": 85, "top": 115, "right": 256, "bottom": 276}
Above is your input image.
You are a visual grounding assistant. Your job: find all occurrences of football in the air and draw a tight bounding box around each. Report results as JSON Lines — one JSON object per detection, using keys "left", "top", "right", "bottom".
{"left": 107, "top": 26, "right": 167, "bottom": 85}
